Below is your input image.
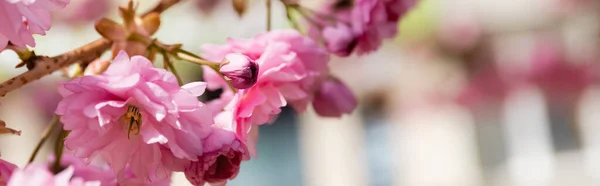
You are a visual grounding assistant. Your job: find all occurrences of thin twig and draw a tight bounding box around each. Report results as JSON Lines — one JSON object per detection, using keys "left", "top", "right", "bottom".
{"left": 51, "top": 129, "right": 67, "bottom": 173}
{"left": 143, "top": 0, "right": 181, "bottom": 17}
{"left": 0, "top": 40, "right": 110, "bottom": 97}
{"left": 267, "top": 0, "right": 272, "bottom": 31}
{"left": 0, "top": 0, "right": 182, "bottom": 97}
{"left": 51, "top": 129, "right": 69, "bottom": 174}
{"left": 27, "top": 115, "right": 60, "bottom": 163}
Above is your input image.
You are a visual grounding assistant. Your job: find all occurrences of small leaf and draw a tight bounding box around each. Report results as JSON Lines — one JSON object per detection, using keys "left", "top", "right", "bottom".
{"left": 232, "top": 0, "right": 248, "bottom": 17}
{"left": 142, "top": 13, "right": 161, "bottom": 35}
{"left": 95, "top": 18, "right": 126, "bottom": 41}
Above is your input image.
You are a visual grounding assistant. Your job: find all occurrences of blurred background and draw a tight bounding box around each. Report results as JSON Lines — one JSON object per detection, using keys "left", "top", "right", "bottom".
{"left": 2, "top": 0, "right": 600, "bottom": 185}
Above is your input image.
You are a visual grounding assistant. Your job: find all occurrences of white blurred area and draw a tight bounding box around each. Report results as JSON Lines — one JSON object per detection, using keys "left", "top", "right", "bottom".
{"left": 1, "top": 0, "right": 600, "bottom": 186}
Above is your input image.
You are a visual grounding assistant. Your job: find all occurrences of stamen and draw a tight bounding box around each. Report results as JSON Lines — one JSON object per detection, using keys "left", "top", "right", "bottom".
{"left": 122, "top": 105, "right": 142, "bottom": 139}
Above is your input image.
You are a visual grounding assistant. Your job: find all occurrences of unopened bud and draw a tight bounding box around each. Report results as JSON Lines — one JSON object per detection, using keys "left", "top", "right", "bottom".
{"left": 312, "top": 78, "right": 357, "bottom": 117}
{"left": 322, "top": 23, "right": 357, "bottom": 57}
{"left": 219, "top": 53, "right": 259, "bottom": 89}
{"left": 232, "top": 0, "right": 248, "bottom": 17}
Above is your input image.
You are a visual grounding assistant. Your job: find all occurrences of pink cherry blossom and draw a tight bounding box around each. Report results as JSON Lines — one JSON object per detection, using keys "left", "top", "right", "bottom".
{"left": 51, "top": 154, "right": 117, "bottom": 186}
{"left": 321, "top": 23, "right": 357, "bottom": 57}
{"left": 308, "top": 0, "right": 415, "bottom": 56}
{"left": 58, "top": 0, "right": 109, "bottom": 24}
{"left": 55, "top": 51, "right": 213, "bottom": 183}
{"left": 349, "top": 0, "right": 415, "bottom": 54}
{"left": 312, "top": 78, "right": 357, "bottom": 117}
{"left": 50, "top": 153, "right": 171, "bottom": 186}
{"left": 201, "top": 30, "right": 329, "bottom": 140}
{"left": 184, "top": 111, "right": 249, "bottom": 186}
{"left": 0, "top": 158, "right": 17, "bottom": 185}
{"left": 7, "top": 164, "right": 99, "bottom": 186}
{"left": 0, "top": 0, "right": 70, "bottom": 50}
{"left": 119, "top": 164, "right": 171, "bottom": 186}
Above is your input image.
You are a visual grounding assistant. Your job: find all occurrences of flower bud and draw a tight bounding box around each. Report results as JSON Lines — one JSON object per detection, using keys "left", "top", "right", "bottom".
{"left": 312, "top": 78, "right": 357, "bottom": 117}
{"left": 232, "top": 0, "right": 248, "bottom": 17}
{"left": 219, "top": 53, "right": 259, "bottom": 89}
{"left": 322, "top": 23, "right": 357, "bottom": 57}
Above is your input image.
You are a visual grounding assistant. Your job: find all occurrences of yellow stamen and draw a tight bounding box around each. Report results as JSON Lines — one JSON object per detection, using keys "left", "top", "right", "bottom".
{"left": 121, "top": 105, "right": 142, "bottom": 139}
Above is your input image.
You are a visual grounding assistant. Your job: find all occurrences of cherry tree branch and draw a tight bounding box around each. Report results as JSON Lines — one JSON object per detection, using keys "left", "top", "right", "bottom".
{"left": 0, "top": 0, "right": 182, "bottom": 97}
{"left": 28, "top": 115, "right": 60, "bottom": 163}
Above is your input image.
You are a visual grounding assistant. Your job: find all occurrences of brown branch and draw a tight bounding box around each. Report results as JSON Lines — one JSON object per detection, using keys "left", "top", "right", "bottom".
{"left": 143, "top": 0, "right": 181, "bottom": 17}
{"left": 0, "top": 0, "right": 182, "bottom": 97}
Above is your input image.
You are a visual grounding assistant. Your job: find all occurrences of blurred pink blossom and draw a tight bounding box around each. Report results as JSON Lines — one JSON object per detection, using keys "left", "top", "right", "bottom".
{"left": 526, "top": 43, "right": 596, "bottom": 105}
{"left": 55, "top": 51, "right": 213, "bottom": 183}
{"left": 457, "top": 41, "right": 599, "bottom": 110}
{"left": 51, "top": 154, "right": 116, "bottom": 186}
{"left": 0, "top": 158, "right": 17, "bottom": 185}
{"left": 457, "top": 67, "right": 516, "bottom": 110}
{"left": 350, "top": 0, "right": 413, "bottom": 54}
{"left": 308, "top": 0, "right": 415, "bottom": 56}
{"left": 0, "top": 0, "right": 69, "bottom": 50}
{"left": 59, "top": 0, "right": 110, "bottom": 24}
{"left": 321, "top": 23, "right": 357, "bottom": 57}
{"left": 312, "top": 78, "right": 357, "bottom": 117}
{"left": 7, "top": 164, "right": 98, "bottom": 186}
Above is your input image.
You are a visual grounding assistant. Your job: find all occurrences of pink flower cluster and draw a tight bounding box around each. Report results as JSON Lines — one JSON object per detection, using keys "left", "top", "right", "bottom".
{"left": 49, "top": 50, "right": 258, "bottom": 185}
{"left": 201, "top": 30, "right": 357, "bottom": 157}
{"left": 0, "top": 154, "right": 169, "bottom": 186}
{"left": 0, "top": 0, "right": 419, "bottom": 184}
{"left": 45, "top": 30, "right": 357, "bottom": 186}
{"left": 55, "top": 51, "right": 214, "bottom": 182}
{"left": 0, "top": 0, "right": 69, "bottom": 50}
{"left": 47, "top": 36, "right": 356, "bottom": 184}
{"left": 307, "top": 0, "right": 415, "bottom": 56}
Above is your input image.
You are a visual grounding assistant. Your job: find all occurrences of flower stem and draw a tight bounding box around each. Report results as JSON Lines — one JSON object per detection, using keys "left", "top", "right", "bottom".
{"left": 285, "top": 6, "right": 301, "bottom": 31}
{"left": 267, "top": 0, "right": 272, "bottom": 31}
{"left": 161, "top": 51, "right": 183, "bottom": 86}
{"left": 173, "top": 49, "right": 238, "bottom": 93}
{"left": 174, "top": 49, "right": 220, "bottom": 70}
{"left": 28, "top": 115, "right": 60, "bottom": 163}
{"left": 51, "top": 129, "right": 69, "bottom": 174}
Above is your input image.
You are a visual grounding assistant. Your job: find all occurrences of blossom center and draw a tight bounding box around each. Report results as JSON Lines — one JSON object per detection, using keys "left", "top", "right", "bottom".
{"left": 121, "top": 105, "right": 142, "bottom": 139}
